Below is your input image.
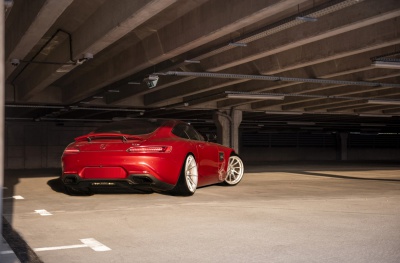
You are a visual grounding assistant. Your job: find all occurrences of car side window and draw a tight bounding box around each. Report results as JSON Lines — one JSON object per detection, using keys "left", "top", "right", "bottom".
{"left": 172, "top": 123, "right": 204, "bottom": 141}
{"left": 172, "top": 124, "right": 190, "bottom": 139}
{"left": 185, "top": 125, "right": 203, "bottom": 141}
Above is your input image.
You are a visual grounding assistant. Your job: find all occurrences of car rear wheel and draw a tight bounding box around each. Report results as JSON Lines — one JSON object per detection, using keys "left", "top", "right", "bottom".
{"left": 224, "top": 155, "right": 244, "bottom": 186}
{"left": 172, "top": 154, "right": 198, "bottom": 196}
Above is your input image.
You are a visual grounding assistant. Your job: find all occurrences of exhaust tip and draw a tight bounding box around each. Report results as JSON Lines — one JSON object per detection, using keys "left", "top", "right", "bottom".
{"left": 63, "top": 175, "right": 79, "bottom": 184}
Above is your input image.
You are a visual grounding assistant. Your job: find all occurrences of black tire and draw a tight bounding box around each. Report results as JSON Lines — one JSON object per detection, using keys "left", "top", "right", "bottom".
{"left": 171, "top": 154, "right": 198, "bottom": 196}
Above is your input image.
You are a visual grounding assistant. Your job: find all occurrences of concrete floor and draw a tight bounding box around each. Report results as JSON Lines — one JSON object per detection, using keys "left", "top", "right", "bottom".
{"left": 1, "top": 162, "right": 400, "bottom": 263}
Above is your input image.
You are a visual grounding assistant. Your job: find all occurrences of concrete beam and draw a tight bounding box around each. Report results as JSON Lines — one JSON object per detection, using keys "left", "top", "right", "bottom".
{"left": 279, "top": 75, "right": 400, "bottom": 111}
{"left": 355, "top": 104, "right": 400, "bottom": 113}
{"left": 327, "top": 103, "right": 380, "bottom": 112}
{"left": 214, "top": 47, "right": 397, "bottom": 109}
{"left": 5, "top": 0, "right": 74, "bottom": 79}
{"left": 103, "top": 0, "right": 306, "bottom": 105}
{"left": 145, "top": 72, "right": 249, "bottom": 107}
{"left": 383, "top": 108, "right": 400, "bottom": 114}
{"left": 146, "top": 18, "right": 400, "bottom": 107}
{"left": 258, "top": 21, "right": 400, "bottom": 75}
{"left": 203, "top": 0, "right": 400, "bottom": 72}
{"left": 147, "top": 45, "right": 393, "bottom": 108}
{"left": 16, "top": 0, "right": 178, "bottom": 102}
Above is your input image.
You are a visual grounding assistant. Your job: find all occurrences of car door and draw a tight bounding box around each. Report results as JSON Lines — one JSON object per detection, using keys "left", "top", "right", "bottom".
{"left": 184, "top": 125, "right": 220, "bottom": 186}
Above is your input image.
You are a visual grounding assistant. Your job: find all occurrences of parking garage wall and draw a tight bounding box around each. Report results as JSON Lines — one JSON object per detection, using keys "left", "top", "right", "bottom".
{"left": 4, "top": 122, "right": 400, "bottom": 169}
{"left": 5, "top": 122, "right": 96, "bottom": 169}
{"left": 240, "top": 132, "right": 400, "bottom": 163}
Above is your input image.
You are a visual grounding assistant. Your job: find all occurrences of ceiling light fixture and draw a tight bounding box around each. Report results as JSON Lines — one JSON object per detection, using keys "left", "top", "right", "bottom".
{"left": 226, "top": 92, "right": 284, "bottom": 100}
{"left": 359, "top": 114, "right": 393, "bottom": 118}
{"left": 296, "top": 16, "right": 318, "bottom": 22}
{"left": 128, "top": 81, "right": 141, "bottom": 85}
{"left": 184, "top": 60, "right": 201, "bottom": 64}
{"left": 265, "top": 111, "right": 303, "bottom": 115}
{"left": 287, "top": 121, "right": 316, "bottom": 125}
{"left": 367, "top": 99, "right": 400, "bottom": 105}
{"left": 228, "top": 42, "right": 247, "bottom": 47}
{"left": 360, "top": 123, "right": 387, "bottom": 126}
{"left": 72, "top": 107, "right": 144, "bottom": 112}
{"left": 371, "top": 60, "right": 400, "bottom": 69}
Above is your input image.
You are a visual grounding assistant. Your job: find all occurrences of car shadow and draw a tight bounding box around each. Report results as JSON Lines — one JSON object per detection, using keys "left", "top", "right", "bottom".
{"left": 288, "top": 171, "right": 400, "bottom": 182}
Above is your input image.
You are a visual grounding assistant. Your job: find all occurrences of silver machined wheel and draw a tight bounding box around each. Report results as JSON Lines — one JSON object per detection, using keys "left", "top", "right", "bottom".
{"left": 225, "top": 155, "right": 244, "bottom": 185}
{"left": 184, "top": 155, "right": 198, "bottom": 193}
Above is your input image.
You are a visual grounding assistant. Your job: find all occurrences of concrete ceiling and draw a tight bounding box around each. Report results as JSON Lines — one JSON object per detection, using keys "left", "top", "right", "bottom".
{"left": 4, "top": 0, "right": 400, "bottom": 132}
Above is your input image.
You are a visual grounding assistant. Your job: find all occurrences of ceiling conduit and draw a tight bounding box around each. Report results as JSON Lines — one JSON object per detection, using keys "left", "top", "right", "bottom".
{"left": 162, "top": 71, "right": 400, "bottom": 88}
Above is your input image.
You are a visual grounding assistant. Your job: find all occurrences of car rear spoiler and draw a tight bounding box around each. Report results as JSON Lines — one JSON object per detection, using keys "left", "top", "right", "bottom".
{"left": 75, "top": 133, "right": 144, "bottom": 142}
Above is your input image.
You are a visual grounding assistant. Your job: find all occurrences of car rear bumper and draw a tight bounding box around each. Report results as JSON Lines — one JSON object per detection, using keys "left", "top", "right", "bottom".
{"left": 61, "top": 173, "right": 175, "bottom": 192}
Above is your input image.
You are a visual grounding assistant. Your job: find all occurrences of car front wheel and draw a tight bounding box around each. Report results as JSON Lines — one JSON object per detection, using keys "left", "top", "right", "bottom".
{"left": 224, "top": 155, "right": 244, "bottom": 186}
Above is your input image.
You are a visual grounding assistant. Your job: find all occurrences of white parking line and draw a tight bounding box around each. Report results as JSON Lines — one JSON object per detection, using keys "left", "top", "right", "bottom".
{"left": 34, "top": 209, "right": 52, "bottom": 216}
{"left": 34, "top": 244, "right": 88, "bottom": 252}
{"left": 0, "top": 238, "right": 111, "bottom": 255}
{"left": 0, "top": 250, "right": 15, "bottom": 255}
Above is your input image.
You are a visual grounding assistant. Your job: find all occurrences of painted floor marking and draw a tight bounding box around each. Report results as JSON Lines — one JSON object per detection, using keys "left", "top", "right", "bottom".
{"left": 34, "top": 244, "right": 88, "bottom": 252}
{"left": 0, "top": 238, "right": 111, "bottom": 254}
{"left": 80, "top": 238, "right": 112, "bottom": 251}
{"left": 0, "top": 250, "right": 15, "bottom": 255}
{"left": 34, "top": 209, "right": 53, "bottom": 216}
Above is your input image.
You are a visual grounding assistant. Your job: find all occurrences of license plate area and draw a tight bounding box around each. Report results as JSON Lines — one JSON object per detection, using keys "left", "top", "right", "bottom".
{"left": 82, "top": 167, "right": 127, "bottom": 179}
{"left": 91, "top": 182, "right": 117, "bottom": 186}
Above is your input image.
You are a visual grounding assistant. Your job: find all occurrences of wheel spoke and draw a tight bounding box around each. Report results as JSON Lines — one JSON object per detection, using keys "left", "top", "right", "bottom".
{"left": 187, "top": 164, "right": 196, "bottom": 170}
{"left": 184, "top": 155, "right": 198, "bottom": 193}
{"left": 187, "top": 175, "right": 194, "bottom": 186}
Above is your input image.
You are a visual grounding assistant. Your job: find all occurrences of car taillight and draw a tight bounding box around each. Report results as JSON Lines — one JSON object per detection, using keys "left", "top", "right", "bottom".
{"left": 126, "top": 146, "right": 172, "bottom": 153}
{"left": 64, "top": 148, "right": 80, "bottom": 154}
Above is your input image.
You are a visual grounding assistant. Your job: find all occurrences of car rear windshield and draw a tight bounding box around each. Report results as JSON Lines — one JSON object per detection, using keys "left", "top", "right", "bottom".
{"left": 93, "top": 119, "right": 166, "bottom": 135}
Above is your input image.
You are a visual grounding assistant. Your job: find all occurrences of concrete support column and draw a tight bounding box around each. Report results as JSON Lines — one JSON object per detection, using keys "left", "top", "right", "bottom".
{"left": 0, "top": 0, "right": 5, "bottom": 252}
{"left": 231, "top": 109, "right": 242, "bottom": 154}
{"left": 340, "top": 132, "right": 349, "bottom": 161}
{"left": 213, "top": 111, "right": 230, "bottom": 147}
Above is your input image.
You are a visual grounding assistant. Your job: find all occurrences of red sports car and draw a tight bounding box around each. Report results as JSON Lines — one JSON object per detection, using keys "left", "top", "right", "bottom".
{"left": 61, "top": 119, "right": 244, "bottom": 196}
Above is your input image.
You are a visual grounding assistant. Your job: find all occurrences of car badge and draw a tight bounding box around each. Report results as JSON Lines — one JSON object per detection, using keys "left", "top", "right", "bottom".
{"left": 100, "top": 144, "right": 107, "bottom": 150}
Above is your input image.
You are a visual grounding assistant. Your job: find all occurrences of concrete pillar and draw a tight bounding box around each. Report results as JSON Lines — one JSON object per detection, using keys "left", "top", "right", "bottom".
{"left": 231, "top": 109, "right": 242, "bottom": 154}
{"left": 340, "top": 132, "right": 349, "bottom": 161}
{"left": 213, "top": 111, "right": 230, "bottom": 147}
{"left": 1, "top": 0, "right": 5, "bottom": 252}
